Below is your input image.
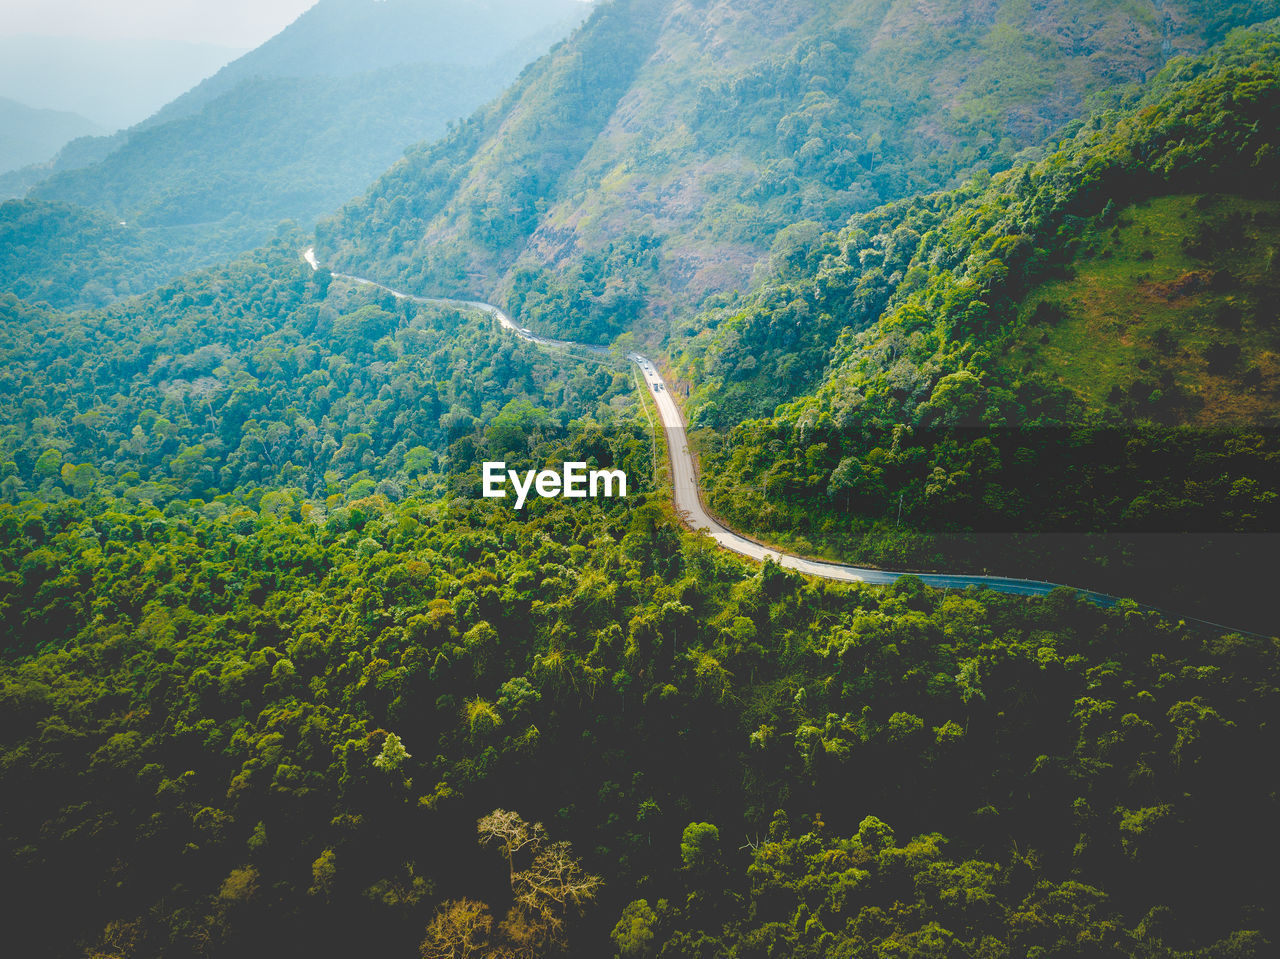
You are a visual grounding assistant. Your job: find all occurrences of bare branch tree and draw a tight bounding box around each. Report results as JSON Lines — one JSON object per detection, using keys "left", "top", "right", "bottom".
{"left": 420, "top": 899, "right": 493, "bottom": 959}
{"left": 477, "top": 809, "right": 549, "bottom": 888}
{"left": 473, "top": 809, "right": 602, "bottom": 957}
{"left": 511, "top": 841, "right": 604, "bottom": 952}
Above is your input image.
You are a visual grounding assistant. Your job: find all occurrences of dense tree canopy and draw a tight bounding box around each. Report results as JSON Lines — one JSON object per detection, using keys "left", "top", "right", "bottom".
{"left": 3, "top": 480, "right": 1277, "bottom": 956}
{"left": 3, "top": 11, "right": 1280, "bottom": 959}
{"left": 671, "top": 26, "right": 1280, "bottom": 627}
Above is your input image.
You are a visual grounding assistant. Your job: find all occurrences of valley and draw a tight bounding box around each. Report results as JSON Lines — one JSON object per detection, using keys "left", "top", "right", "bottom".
{"left": 2, "top": 3, "right": 1280, "bottom": 958}
{"left": 317, "top": 250, "right": 1267, "bottom": 642}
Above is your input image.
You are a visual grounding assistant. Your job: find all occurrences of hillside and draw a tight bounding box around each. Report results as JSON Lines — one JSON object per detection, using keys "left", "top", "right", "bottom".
{"left": 669, "top": 25, "right": 1280, "bottom": 627}
{"left": 144, "top": 0, "right": 590, "bottom": 126}
{"left": 4, "top": 10, "right": 1280, "bottom": 958}
{"left": 0, "top": 235, "right": 640, "bottom": 507}
{"left": 1001, "top": 192, "right": 1280, "bottom": 423}
{"left": 1, "top": 233, "right": 1279, "bottom": 958}
{"left": 0, "top": 200, "right": 190, "bottom": 309}
{"left": 5, "top": 0, "right": 589, "bottom": 309}
{"left": 0, "top": 99, "right": 103, "bottom": 176}
{"left": 320, "top": 0, "right": 1280, "bottom": 341}
{"left": 1, "top": 235, "right": 1279, "bottom": 959}
{"left": 30, "top": 66, "right": 508, "bottom": 234}
{"left": 0, "top": 129, "right": 123, "bottom": 202}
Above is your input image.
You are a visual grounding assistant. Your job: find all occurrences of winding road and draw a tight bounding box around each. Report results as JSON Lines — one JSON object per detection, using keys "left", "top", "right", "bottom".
{"left": 629, "top": 352, "right": 1120, "bottom": 603}
{"left": 303, "top": 248, "right": 1217, "bottom": 616}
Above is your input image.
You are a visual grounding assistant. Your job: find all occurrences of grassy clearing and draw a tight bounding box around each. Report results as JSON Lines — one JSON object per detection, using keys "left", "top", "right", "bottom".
{"left": 1004, "top": 194, "right": 1280, "bottom": 424}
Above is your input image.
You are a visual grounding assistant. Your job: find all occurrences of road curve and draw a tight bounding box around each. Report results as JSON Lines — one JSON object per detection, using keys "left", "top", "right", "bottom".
{"left": 304, "top": 248, "right": 1236, "bottom": 620}
{"left": 628, "top": 352, "right": 1122, "bottom": 603}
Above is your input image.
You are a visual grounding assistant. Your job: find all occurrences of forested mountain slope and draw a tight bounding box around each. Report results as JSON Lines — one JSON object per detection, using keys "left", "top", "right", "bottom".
{"left": 0, "top": 237, "right": 640, "bottom": 508}
{"left": 1, "top": 228, "right": 1277, "bottom": 952}
{"left": 670, "top": 25, "right": 1280, "bottom": 626}
{"left": 4, "top": 469, "right": 1276, "bottom": 958}
{"left": 2, "top": 265, "right": 1278, "bottom": 957}
{"left": 0, "top": 128, "right": 125, "bottom": 202}
{"left": 4, "top": 6, "right": 1280, "bottom": 959}
{"left": 0, "top": 201, "right": 180, "bottom": 307}
{"left": 320, "top": 0, "right": 1280, "bottom": 340}
{"left": 3, "top": 0, "right": 589, "bottom": 310}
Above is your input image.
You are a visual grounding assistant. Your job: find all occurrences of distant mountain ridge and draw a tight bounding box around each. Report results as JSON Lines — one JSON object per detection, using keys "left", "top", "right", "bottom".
{"left": 320, "top": 0, "right": 1280, "bottom": 341}
{"left": 1, "top": 0, "right": 591, "bottom": 310}
{"left": 143, "top": 0, "right": 592, "bottom": 128}
{"left": 0, "top": 98, "right": 103, "bottom": 176}
{"left": 0, "top": 35, "right": 245, "bottom": 130}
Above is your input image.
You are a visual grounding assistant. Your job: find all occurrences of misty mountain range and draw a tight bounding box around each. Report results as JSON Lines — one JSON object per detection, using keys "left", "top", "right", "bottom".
{"left": 0, "top": 0, "right": 591, "bottom": 298}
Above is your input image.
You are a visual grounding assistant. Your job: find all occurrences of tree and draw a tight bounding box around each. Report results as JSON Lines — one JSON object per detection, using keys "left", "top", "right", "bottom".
{"left": 510, "top": 841, "right": 603, "bottom": 955}
{"left": 421, "top": 899, "right": 493, "bottom": 959}
{"left": 217, "top": 865, "right": 260, "bottom": 905}
{"left": 373, "top": 731, "right": 411, "bottom": 773}
{"left": 477, "top": 809, "right": 602, "bottom": 956}
{"left": 309, "top": 849, "right": 337, "bottom": 899}
{"left": 33, "top": 449, "right": 62, "bottom": 480}
{"left": 611, "top": 899, "right": 658, "bottom": 958}
{"left": 680, "top": 822, "right": 722, "bottom": 874}
{"left": 478, "top": 809, "right": 549, "bottom": 887}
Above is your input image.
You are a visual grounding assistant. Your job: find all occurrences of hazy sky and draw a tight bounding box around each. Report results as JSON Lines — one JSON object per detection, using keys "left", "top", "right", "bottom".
{"left": 1, "top": 0, "right": 320, "bottom": 49}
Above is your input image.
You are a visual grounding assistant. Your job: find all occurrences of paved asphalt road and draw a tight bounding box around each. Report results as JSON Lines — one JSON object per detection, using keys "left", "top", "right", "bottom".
{"left": 628, "top": 353, "right": 1121, "bottom": 603}
{"left": 306, "top": 248, "right": 1269, "bottom": 628}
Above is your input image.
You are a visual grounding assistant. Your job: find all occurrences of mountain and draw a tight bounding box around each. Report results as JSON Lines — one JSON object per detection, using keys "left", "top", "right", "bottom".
{"left": 6, "top": 0, "right": 590, "bottom": 309}
{"left": 320, "top": 0, "right": 1280, "bottom": 341}
{"left": 0, "top": 130, "right": 124, "bottom": 202}
{"left": 5, "top": 12, "right": 1280, "bottom": 959}
{"left": 0, "top": 35, "right": 245, "bottom": 131}
{"left": 0, "top": 98, "right": 103, "bottom": 176}
{"left": 0, "top": 232, "right": 635, "bottom": 504}
{"left": 144, "top": 0, "right": 593, "bottom": 127}
{"left": 0, "top": 200, "right": 201, "bottom": 308}
{"left": 4, "top": 40, "right": 1280, "bottom": 950}
{"left": 669, "top": 24, "right": 1280, "bottom": 627}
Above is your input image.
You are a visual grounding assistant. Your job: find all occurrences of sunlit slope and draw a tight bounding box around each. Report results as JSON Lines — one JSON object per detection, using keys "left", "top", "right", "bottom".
{"left": 321, "top": 0, "right": 1279, "bottom": 340}
{"left": 1004, "top": 193, "right": 1280, "bottom": 425}
{"left": 662, "top": 26, "right": 1280, "bottom": 624}
{"left": 676, "top": 27, "right": 1280, "bottom": 430}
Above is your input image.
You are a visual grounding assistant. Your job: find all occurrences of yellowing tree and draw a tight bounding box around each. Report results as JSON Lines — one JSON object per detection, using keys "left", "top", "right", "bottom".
{"left": 420, "top": 899, "right": 493, "bottom": 959}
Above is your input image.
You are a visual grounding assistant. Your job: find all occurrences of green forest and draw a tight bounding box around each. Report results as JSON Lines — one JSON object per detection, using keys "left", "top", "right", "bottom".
{"left": 0, "top": 236, "right": 641, "bottom": 507}
{"left": 3, "top": 2, "right": 1280, "bottom": 958}
{"left": 673, "top": 26, "right": 1280, "bottom": 628}
{"left": 6, "top": 473, "right": 1279, "bottom": 957}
